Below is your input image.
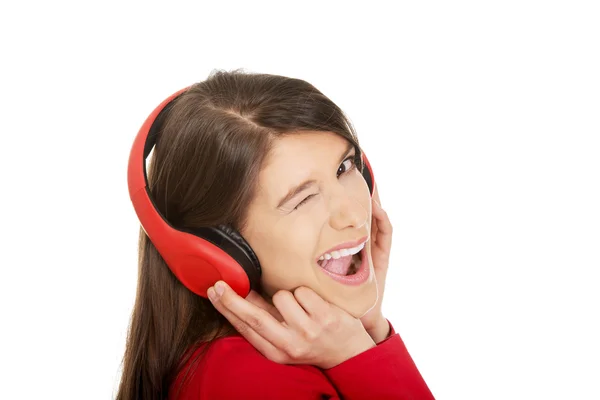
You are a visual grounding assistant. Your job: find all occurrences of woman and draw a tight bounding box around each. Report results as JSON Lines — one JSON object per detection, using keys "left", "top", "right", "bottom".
{"left": 117, "top": 70, "right": 434, "bottom": 399}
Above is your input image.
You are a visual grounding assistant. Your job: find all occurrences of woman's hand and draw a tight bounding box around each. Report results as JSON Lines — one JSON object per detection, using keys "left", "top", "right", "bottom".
{"left": 207, "top": 282, "right": 376, "bottom": 369}
{"left": 360, "top": 184, "right": 394, "bottom": 343}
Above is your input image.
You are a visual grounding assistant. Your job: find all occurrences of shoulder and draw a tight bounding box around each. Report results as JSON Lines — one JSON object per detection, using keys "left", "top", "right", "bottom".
{"left": 171, "top": 336, "right": 339, "bottom": 400}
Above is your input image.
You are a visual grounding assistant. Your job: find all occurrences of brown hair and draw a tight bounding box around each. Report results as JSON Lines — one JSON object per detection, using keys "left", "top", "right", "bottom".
{"left": 116, "top": 70, "right": 363, "bottom": 400}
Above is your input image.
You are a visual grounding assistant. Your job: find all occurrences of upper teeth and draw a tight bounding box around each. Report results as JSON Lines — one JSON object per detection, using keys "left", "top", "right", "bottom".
{"left": 318, "top": 242, "right": 365, "bottom": 261}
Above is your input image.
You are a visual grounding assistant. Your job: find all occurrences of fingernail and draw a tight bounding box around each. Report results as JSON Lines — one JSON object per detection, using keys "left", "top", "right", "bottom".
{"left": 207, "top": 287, "right": 218, "bottom": 302}
{"left": 215, "top": 281, "right": 226, "bottom": 296}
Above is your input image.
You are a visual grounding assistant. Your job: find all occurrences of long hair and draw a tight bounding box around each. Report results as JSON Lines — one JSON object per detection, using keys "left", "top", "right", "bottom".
{"left": 116, "top": 70, "right": 363, "bottom": 400}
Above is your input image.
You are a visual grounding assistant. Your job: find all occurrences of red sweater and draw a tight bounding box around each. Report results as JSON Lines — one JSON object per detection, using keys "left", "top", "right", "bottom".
{"left": 169, "top": 321, "right": 434, "bottom": 399}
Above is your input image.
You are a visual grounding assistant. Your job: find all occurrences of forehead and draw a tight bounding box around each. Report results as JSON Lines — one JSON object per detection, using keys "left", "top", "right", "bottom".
{"left": 257, "top": 131, "right": 351, "bottom": 200}
{"left": 270, "top": 130, "right": 349, "bottom": 162}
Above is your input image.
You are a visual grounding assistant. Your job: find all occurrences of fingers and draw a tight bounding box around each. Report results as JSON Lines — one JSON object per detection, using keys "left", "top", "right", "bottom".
{"left": 371, "top": 203, "right": 379, "bottom": 244}
{"left": 372, "top": 182, "right": 382, "bottom": 207}
{"left": 372, "top": 198, "right": 393, "bottom": 235}
{"left": 292, "top": 286, "right": 333, "bottom": 323}
{"left": 208, "top": 282, "right": 373, "bottom": 368}
{"left": 271, "top": 290, "right": 313, "bottom": 331}
{"left": 245, "top": 290, "right": 285, "bottom": 323}
{"left": 208, "top": 281, "right": 292, "bottom": 351}
{"left": 371, "top": 196, "right": 393, "bottom": 252}
{"left": 370, "top": 183, "right": 381, "bottom": 243}
{"left": 209, "top": 289, "right": 282, "bottom": 359}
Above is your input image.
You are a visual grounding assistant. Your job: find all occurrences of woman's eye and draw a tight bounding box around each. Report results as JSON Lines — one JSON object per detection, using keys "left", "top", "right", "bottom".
{"left": 293, "top": 155, "right": 356, "bottom": 211}
{"left": 337, "top": 156, "right": 356, "bottom": 177}
{"left": 294, "top": 194, "right": 316, "bottom": 210}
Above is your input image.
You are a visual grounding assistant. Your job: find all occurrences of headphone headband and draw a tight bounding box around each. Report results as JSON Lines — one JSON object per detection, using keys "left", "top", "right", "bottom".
{"left": 128, "top": 86, "right": 375, "bottom": 298}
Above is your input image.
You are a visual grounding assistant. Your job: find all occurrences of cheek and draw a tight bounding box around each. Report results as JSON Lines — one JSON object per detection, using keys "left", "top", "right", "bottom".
{"left": 250, "top": 221, "right": 320, "bottom": 292}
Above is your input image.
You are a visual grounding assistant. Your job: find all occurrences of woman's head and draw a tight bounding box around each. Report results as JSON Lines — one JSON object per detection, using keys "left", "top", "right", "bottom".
{"left": 241, "top": 130, "right": 377, "bottom": 316}
{"left": 151, "top": 70, "right": 377, "bottom": 316}
{"left": 118, "top": 70, "right": 377, "bottom": 399}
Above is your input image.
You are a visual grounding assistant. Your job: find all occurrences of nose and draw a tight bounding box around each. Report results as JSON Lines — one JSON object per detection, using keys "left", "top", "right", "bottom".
{"left": 328, "top": 191, "right": 368, "bottom": 231}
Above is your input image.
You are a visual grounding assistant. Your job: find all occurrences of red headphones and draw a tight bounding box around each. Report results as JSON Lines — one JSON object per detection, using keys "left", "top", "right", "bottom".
{"left": 127, "top": 87, "right": 376, "bottom": 298}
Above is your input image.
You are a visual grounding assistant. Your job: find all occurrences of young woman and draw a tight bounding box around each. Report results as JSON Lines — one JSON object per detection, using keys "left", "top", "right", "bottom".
{"left": 117, "top": 70, "right": 434, "bottom": 399}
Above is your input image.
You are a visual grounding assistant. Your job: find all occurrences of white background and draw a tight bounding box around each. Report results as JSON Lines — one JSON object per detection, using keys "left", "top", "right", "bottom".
{"left": 1, "top": 1, "right": 598, "bottom": 399}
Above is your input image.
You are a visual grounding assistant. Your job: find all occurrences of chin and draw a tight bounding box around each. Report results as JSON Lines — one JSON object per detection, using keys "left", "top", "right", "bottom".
{"left": 337, "top": 282, "right": 379, "bottom": 319}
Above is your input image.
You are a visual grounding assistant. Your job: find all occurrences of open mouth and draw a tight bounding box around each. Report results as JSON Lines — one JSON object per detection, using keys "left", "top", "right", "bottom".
{"left": 317, "top": 248, "right": 364, "bottom": 276}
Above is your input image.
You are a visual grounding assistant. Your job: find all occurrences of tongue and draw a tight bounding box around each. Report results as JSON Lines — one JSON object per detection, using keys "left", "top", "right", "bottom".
{"left": 320, "top": 255, "right": 352, "bottom": 276}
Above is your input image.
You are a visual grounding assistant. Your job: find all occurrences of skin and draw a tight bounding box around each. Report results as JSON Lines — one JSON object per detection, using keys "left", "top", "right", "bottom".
{"left": 240, "top": 131, "right": 378, "bottom": 318}
{"left": 208, "top": 130, "right": 394, "bottom": 349}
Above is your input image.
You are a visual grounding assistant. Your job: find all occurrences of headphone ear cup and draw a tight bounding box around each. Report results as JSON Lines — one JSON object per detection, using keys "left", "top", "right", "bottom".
{"left": 178, "top": 225, "right": 262, "bottom": 295}
{"left": 361, "top": 152, "right": 375, "bottom": 196}
{"left": 128, "top": 86, "right": 262, "bottom": 298}
{"left": 214, "top": 225, "right": 262, "bottom": 291}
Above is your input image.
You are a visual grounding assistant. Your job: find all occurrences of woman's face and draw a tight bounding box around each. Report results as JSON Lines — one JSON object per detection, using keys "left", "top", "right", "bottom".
{"left": 240, "top": 131, "right": 378, "bottom": 318}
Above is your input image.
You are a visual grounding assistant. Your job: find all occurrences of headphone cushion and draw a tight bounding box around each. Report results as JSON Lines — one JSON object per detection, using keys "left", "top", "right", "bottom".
{"left": 215, "top": 224, "right": 261, "bottom": 276}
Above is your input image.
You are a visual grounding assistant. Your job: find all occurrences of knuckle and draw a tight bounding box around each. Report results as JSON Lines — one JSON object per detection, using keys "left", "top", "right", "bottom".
{"left": 303, "top": 327, "right": 321, "bottom": 342}
{"left": 246, "top": 312, "right": 265, "bottom": 331}
{"left": 285, "top": 343, "right": 307, "bottom": 359}
{"left": 322, "top": 313, "right": 341, "bottom": 330}
{"left": 234, "top": 321, "right": 251, "bottom": 336}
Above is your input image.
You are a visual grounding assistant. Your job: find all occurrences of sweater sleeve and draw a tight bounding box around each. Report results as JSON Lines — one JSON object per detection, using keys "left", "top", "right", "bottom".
{"left": 323, "top": 321, "right": 434, "bottom": 399}
{"left": 173, "top": 322, "right": 434, "bottom": 400}
{"left": 184, "top": 336, "right": 340, "bottom": 400}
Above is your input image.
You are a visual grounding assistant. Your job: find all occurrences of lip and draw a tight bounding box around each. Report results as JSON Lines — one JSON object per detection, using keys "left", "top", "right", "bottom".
{"left": 316, "top": 247, "right": 370, "bottom": 286}
{"left": 316, "top": 235, "right": 369, "bottom": 261}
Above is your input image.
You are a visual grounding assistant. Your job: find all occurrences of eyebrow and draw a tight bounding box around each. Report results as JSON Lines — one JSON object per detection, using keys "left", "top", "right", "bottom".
{"left": 276, "top": 142, "right": 355, "bottom": 208}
